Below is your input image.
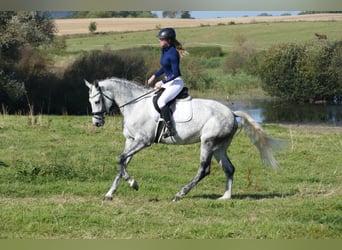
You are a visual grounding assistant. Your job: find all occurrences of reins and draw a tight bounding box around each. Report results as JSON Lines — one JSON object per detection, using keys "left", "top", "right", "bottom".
{"left": 118, "top": 89, "right": 156, "bottom": 109}
{"left": 91, "top": 84, "right": 156, "bottom": 116}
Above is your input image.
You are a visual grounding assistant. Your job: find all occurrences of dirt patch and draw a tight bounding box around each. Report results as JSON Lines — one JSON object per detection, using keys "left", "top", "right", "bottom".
{"left": 55, "top": 14, "right": 342, "bottom": 35}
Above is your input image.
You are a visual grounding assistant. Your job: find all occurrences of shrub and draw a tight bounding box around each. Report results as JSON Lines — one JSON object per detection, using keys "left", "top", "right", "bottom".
{"left": 0, "top": 70, "right": 26, "bottom": 111}
{"left": 89, "top": 21, "right": 97, "bottom": 33}
{"left": 329, "top": 41, "right": 342, "bottom": 98}
{"left": 258, "top": 43, "right": 305, "bottom": 101}
{"left": 64, "top": 49, "right": 147, "bottom": 83}
{"left": 62, "top": 49, "right": 148, "bottom": 114}
{"left": 181, "top": 57, "right": 211, "bottom": 90}
{"left": 258, "top": 41, "right": 342, "bottom": 103}
{"left": 223, "top": 33, "right": 258, "bottom": 75}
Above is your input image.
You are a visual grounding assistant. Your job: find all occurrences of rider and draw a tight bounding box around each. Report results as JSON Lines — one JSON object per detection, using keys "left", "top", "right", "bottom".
{"left": 147, "top": 27, "right": 188, "bottom": 138}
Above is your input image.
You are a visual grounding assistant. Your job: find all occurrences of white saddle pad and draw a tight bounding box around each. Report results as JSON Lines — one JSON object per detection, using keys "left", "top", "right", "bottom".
{"left": 150, "top": 96, "right": 193, "bottom": 123}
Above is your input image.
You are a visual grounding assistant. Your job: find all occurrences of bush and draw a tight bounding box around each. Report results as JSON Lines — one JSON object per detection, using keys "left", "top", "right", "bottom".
{"left": 258, "top": 41, "right": 342, "bottom": 103}
{"left": 88, "top": 21, "right": 97, "bottom": 33}
{"left": 0, "top": 70, "right": 26, "bottom": 111}
{"left": 223, "top": 33, "right": 258, "bottom": 75}
{"left": 181, "top": 57, "right": 211, "bottom": 90}
{"left": 62, "top": 49, "right": 148, "bottom": 114}
{"left": 329, "top": 41, "right": 342, "bottom": 98}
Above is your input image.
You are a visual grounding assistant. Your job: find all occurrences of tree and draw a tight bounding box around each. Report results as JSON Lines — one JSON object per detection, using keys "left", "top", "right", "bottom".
{"left": 0, "top": 70, "right": 26, "bottom": 110}
{"left": 89, "top": 21, "right": 97, "bottom": 33}
{"left": 162, "top": 11, "right": 192, "bottom": 18}
{"left": 180, "top": 11, "right": 192, "bottom": 19}
{"left": 71, "top": 11, "right": 157, "bottom": 18}
{"left": 0, "top": 11, "right": 56, "bottom": 59}
{"left": 0, "top": 11, "right": 56, "bottom": 111}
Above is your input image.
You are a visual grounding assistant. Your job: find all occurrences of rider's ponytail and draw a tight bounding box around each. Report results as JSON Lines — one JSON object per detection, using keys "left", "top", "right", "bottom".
{"left": 171, "top": 39, "right": 189, "bottom": 58}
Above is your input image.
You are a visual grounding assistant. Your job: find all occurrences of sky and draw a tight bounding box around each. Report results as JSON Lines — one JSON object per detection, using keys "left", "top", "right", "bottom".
{"left": 153, "top": 11, "right": 301, "bottom": 19}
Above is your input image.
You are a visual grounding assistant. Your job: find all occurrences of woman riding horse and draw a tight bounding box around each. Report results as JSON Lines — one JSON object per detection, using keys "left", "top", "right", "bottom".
{"left": 147, "top": 28, "right": 188, "bottom": 138}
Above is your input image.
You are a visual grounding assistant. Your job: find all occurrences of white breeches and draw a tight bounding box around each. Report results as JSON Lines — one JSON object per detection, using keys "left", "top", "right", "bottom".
{"left": 157, "top": 77, "right": 184, "bottom": 108}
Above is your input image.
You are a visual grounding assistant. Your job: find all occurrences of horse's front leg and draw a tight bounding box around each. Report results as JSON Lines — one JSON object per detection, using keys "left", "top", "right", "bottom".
{"left": 118, "top": 154, "right": 139, "bottom": 190}
{"left": 103, "top": 137, "right": 151, "bottom": 201}
{"left": 103, "top": 155, "right": 133, "bottom": 201}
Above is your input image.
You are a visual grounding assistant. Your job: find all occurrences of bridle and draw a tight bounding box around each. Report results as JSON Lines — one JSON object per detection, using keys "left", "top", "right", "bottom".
{"left": 90, "top": 86, "right": 156, "bottom": 117}
{"left": 90, "top": 87, "right": 115, "bottom": 118}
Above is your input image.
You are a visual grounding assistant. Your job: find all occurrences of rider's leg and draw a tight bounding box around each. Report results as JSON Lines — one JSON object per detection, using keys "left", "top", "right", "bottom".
{"left": 157, "top": 78, "right": 184, "bottom": 137}
{"left": 160, "top": 105, "right": 175, "bottom": 137}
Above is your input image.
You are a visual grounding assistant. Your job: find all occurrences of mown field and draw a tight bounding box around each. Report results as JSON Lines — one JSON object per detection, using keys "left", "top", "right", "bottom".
{"left": 0, "top": 115, "right": 341, "bottom": 239}
{"left": 52, "top": 16, "right": 342, "bottom": 66}
{"left": 59, "top": 19, "right": 342, "bottom": 53}
{"left": 54, "top": 14, "right": 342, "bottom": 36}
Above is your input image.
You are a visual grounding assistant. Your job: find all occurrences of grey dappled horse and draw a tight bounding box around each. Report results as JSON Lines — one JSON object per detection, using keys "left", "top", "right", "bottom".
{"left": 85, "top": 77, "right": 281, "bottom": 201}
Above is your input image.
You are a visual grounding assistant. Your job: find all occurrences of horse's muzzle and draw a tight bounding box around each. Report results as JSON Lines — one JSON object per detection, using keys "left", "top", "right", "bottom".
{"left": 92, "top": 115, "right": 105, "bottom": 127}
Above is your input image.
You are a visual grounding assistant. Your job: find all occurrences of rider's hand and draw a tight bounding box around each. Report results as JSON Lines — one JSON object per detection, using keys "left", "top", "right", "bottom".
{"left": 147, "top": 75, "right": 155, "bottom": 85}
{"left": 154, "top": 81, "right": 163, "bottom": 89}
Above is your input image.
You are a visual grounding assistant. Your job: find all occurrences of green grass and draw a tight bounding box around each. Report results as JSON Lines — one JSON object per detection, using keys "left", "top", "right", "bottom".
{"left": 0, "top": 115, "right": 341, "bottom": 239}
{"left": 2, "top": 22, "right": 341, "bottom": 238}
{"left": 63, "top": 21, "right": 342, "bottom": 53}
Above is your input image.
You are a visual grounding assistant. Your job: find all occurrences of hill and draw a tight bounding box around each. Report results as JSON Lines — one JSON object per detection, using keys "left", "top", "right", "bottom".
{"left": 55, "top": 14, "right": 342, "bottom": 35}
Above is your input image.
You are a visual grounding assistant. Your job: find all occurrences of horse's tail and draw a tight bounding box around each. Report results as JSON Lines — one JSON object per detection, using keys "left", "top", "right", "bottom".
{"left": 233, "top": 111, "right": 286, "bottom": 169}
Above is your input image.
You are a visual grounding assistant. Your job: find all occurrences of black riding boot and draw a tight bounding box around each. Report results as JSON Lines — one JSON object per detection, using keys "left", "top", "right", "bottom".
{"left": 160, "top": 106, "right": 175, "bottom": 138}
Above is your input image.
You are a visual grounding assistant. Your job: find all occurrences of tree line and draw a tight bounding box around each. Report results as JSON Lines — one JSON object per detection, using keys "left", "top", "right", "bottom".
{"left": 54, "top": 11, "right": 193, "bottom": 19}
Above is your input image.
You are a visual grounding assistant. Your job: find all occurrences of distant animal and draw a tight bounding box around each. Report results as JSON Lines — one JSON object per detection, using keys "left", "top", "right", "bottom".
{"left": 315, "top": 33, "right": 327, "bottom": 40}
{"left": 85, "top": 77, "right": 284, "bottom": 201}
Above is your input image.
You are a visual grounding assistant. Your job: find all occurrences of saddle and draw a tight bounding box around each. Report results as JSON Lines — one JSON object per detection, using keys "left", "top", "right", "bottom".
{"left": 152, "top": 87, "right": 190, "bottom": 113}
{"left": 152, "top": 87, "right": 191, "bottom": 143}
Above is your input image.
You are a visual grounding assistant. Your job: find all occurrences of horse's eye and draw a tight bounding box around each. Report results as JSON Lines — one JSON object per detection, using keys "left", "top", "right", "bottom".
{"left": 95, "top": 100, "right": 100, "bottom": 104}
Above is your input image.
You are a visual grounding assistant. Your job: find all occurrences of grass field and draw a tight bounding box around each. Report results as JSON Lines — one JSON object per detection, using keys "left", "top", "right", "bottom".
{"left": 1, "top": 15, "right": 341, "bottom": 239}
{"left": 0, "top": 115, "right": 341, "bottom": 239}
{"left": 62, "top": 20, "right": 342, "bottom": 53}
{"left": 55, "top": 14, "right": 342, "bottom": 36}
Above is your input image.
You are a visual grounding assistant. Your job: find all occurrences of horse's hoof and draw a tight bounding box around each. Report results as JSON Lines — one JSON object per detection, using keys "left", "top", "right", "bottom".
{"left": 130, "top": 179, "right": 139, "bottom": 191}
{"left": 218, "top": 191, "right": 231, "bottom": 200}
{"left": 103, "top": 196, "right": 113, "bottom": 201}
{"left": 171, "top": 195, "right": 182, "bottom": 202}
{"left": 217, "top": 196, "right": 230, "bottom": 200}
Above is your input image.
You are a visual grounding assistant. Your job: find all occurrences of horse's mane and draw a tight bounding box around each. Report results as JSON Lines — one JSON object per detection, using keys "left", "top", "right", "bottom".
{"left": 103, "top": 77, "right": 151, "bottom": 93}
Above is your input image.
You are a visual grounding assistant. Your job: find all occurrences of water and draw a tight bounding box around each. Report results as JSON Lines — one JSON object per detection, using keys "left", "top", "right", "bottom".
{"left": 229, "top": 100, "right": 342, "bottom": 126}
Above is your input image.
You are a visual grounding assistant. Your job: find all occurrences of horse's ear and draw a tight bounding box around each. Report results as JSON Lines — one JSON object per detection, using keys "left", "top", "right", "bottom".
{"left": 84, "top": 79, "right": 92, "bottom": 89}
{"left": 94, "top": 80, "right": 99, "bottom": 88}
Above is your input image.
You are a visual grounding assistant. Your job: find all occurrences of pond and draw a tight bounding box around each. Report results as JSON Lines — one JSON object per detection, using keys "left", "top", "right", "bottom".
{"left": 228, "top": 99, "right": 342, "bottom": 126}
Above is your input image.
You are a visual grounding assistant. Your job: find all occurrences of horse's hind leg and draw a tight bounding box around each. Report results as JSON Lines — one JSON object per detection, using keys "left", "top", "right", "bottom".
{"left": 214, "top": 148, "right": 235, "bottom": 199}
{"left": 172, "top": 141, "right": 214, "bottom": 201}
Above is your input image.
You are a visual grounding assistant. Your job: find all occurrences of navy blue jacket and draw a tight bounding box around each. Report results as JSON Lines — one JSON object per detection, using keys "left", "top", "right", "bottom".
{"left": 154, "top": 45, "right": 181, "bottom": 83}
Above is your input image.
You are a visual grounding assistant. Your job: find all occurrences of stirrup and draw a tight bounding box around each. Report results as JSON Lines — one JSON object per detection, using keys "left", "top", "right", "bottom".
{"left": 163, "top": 129, "right": 175, "bottom": 138}
{"left": 163, "top": 123, "right": 175, "bottom": 138}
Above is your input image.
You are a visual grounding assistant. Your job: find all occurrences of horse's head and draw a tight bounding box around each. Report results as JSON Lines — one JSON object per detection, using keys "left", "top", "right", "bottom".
{"left": 85, "top": 79, "right": 112, "bottom": 127}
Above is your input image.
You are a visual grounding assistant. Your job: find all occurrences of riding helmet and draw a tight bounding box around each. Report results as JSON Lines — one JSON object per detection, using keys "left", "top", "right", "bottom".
{"left": 157, "top": 28, "right": 176, "bottom": 40}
